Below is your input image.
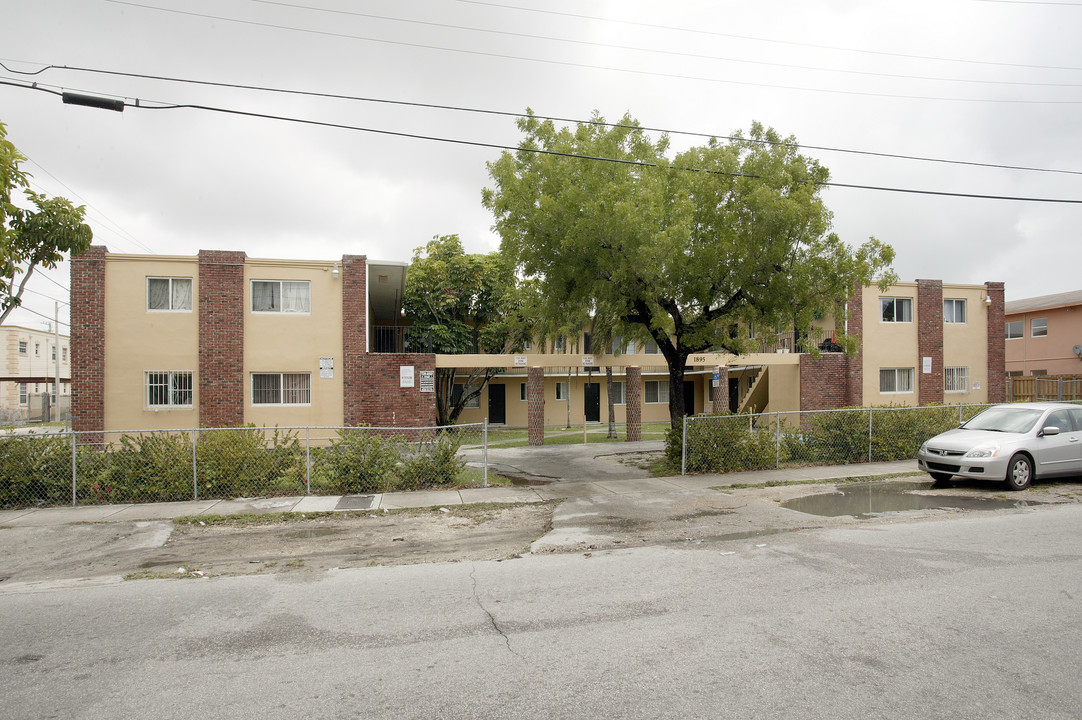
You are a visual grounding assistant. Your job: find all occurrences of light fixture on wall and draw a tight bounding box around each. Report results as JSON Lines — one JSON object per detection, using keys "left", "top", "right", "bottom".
{"left": 1074, "top": 344, "right": 1082, "bottom": 361}
{"left": 331, "top": 263, "right": 340, "bottom": 278}
{"left": 984, "top": 295, "right": 992, "bottom": 305}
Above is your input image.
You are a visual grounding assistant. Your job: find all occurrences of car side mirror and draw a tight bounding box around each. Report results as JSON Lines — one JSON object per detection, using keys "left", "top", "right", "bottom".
{"left": 1041, "top": 426, "right": 1061, "bottom": 437}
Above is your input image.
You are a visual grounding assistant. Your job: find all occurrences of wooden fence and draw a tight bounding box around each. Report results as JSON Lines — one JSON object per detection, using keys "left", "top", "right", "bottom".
{"left": 1006, "top": 375, "right": 1082, "bottom": 402}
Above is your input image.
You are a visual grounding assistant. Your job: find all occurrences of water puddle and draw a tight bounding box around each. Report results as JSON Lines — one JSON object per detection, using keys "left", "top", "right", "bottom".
{"left": 781, "top": 481, "right": 1035, "bottom": 519}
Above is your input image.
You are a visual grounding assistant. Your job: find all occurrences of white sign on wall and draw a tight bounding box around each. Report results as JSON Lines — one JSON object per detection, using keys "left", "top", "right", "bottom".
{"left": 319, "top": 357, "right": 334, "bottom": 379}
{"left": 923, "top": 357, "right": 933, "bottom": 374}
{"left": 419, "top": 370, "right": 435, "bottom": 393}
{"left": 514, "top": 355, "right": 528, "bottom": 367}
{"left": 400, "top": 365, "right": 415, "bottom": 388}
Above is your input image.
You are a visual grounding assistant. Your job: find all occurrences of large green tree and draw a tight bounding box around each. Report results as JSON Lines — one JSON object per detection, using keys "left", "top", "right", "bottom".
{"left": 402, "top": 234, "right": 533, "bottom": 426}
{"left": 0, "top": 121, "right": 93, "bottom": 324}
{"left": 483, "top": 112, "right": 895, "bottom": 429}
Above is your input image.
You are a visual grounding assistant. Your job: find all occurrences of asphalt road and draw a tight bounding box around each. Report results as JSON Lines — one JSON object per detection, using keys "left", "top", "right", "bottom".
{"left": 3, "top": 502, "right": 1081, "bottom": 719}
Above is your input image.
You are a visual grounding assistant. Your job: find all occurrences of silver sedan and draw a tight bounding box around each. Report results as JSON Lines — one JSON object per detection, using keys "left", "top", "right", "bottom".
{"left": 917, "top": 402, "right": 1082, "bottom": 490}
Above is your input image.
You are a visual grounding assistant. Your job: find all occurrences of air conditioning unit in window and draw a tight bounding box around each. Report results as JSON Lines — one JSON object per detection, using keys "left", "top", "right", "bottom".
{"left": 1073, "top": 344, "right": 1082, "bottom": 359}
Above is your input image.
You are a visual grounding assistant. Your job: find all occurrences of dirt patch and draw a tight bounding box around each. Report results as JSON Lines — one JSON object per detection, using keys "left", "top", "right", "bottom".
{"left": 131, "top": 503, "right": 556, "bottom": 579}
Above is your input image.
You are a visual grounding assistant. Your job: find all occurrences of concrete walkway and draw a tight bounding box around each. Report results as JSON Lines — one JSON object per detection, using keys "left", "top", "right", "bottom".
{"left": 0, "top": 458, "right": 921, "bottom": 527}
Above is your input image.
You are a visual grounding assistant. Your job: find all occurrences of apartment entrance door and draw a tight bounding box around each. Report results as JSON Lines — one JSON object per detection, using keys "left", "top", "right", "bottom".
{"left": 488, "top": 383, "right": 506, "bottom": 424}
{"left": 584, "top": 383, "right": 601, "bottom": 423}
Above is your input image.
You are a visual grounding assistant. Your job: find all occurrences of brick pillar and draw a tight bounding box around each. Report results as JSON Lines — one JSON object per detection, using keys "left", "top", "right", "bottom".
{"left": 198, "top": 250, "right": 246, "bottom": 427}
{"left": 712, "top": 366, "right": 729, "bottom": 413}
{"left": 846, "top": 285, "right": 864, "bottom": 406}
{"left": 985, "top": 281, "right": 1006, "bottom": 403}
{"left": 917, "top": 279, "right": 944, "bottom": 405}
{"left": 342, "top": 255, "right": 367, "bottom": 426}
{"left": 625, "top": 366, "right": 642, "bottom": 441}
{"left": 527, "top": 366, "right": 545, "bottom": 446}
{"left": 70, "top": 245, "right": 107, "bottom": 442}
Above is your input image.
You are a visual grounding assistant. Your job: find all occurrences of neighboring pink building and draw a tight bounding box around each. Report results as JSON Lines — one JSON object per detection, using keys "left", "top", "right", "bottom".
{"left": 1004, "top": 290, "right": 1082, "bottom": 376}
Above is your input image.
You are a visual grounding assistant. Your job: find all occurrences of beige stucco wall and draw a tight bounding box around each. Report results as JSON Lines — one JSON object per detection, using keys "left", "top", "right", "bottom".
{"left": 244, "top": 258, "right": 344, "bottom": 428}
{"left": 1005, "top": 304, "right": 1082, "bottom": 375}
{"left": 0, "top": 325, "right": 71, "bottom": 418}
{"left": 104, "top": 255, "right": 200, "bottom": 431}
{"left": 942, "top": 285, "right": 990, "bottom": 403}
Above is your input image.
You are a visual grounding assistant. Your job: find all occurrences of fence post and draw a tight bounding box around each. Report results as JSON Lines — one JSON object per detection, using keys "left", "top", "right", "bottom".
{"left": 305, "top": 427, "right": 311, "bottom": 495}
{"left": 868, "top": 408, "right": 874, "bottom": 464}
{"left": 1059, "top": 378, "right": 1064, "bottom": 401}
{"left": 482, "top": 419, "right": 489, "bottom": 488}
{"left": 775, "top": 412, "right": 781, "bottom": 469}
{"left": 191, "top": 429, "right": 198, "bottom": 502}
{"left": 70, "top": 431, "right": 77, "bottom": 507}
{"left": 681, "top": 415, "right": 688, "bottom": 476}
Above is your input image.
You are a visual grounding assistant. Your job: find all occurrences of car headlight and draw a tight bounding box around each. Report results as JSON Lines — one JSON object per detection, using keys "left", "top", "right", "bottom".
{"left": 965, "top": 444, "right": 1000, "bottom": 459}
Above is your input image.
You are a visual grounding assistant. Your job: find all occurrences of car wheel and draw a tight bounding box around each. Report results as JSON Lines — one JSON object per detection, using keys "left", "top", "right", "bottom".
{"left": 929, "top": 472, "right": 953, "bottom": 483}
{"left": 1005, "top": 454, "right": 1033, "bottom": 491}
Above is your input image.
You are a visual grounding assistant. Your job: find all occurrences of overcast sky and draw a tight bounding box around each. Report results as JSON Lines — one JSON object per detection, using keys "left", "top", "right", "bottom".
{"left": 3, "top": 0, "right": 1081, "bottom": 333}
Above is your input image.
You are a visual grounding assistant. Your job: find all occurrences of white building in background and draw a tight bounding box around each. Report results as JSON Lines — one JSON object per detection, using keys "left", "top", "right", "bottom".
{"left": 0, "top": 324, "right": 71, "bottom": 423}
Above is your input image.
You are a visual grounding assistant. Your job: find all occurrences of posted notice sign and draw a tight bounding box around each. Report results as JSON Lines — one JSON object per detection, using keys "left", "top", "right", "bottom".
{"left": 400, "top": 365, "right": 415, "bottom": 388}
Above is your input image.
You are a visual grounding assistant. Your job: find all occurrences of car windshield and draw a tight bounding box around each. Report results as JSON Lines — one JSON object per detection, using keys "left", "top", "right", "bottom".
{"left": 963, "top": 407, "right": 1043, "bottom": 434}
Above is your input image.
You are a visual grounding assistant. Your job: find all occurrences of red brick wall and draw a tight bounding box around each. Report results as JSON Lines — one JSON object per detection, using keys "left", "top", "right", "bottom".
{"left": 528, "top": 366, "right": 545, "bottom": 446}
{"left": 847, "top": 286, "right": 863, "bottom": 406}
{"left": 70, "top": 245, "right": 107, "bottom": 438}
{"left": 198, "top": 250, "right": 246, "bottom": 427}
{"left": 917, "top": 279, "right": 944, "bottom": 405}
{"left": 354, "top": 354, "right": 437, "bottom": 426}
{"left": 985, "top": 281, "right": 1006, "bottom": 403}
{"left": 342, "top": 255, "right": 368, "bottom": 426}
{"left": 800, "top": 354, "right": 854, "bottom": 411}
{"left": 625, "top": 366, "right": 642, "bottom": 441}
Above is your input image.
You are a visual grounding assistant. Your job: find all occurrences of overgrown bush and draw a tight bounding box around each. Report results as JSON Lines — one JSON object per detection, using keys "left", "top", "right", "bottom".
{"left": 396, "top": 433, "right": 466, "bottom": 489}
{"left": 196, "top": 426, "right": 302, "bottom": 499}
{"left": 683, "top": 414, "right": 778, "bottom": 473}
{"left": 101, "top": 432, "right": 194, "bottom": 503}
{"left": 0, "top": 434, "right": 72, "bottom": 507}
{"left": 313, "top": 429, "right": 401, "bottom": 494}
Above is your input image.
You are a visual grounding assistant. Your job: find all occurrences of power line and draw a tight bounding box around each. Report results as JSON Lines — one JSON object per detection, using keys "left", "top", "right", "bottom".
{"left": 4, "top": 78, "right": 1080, "bottom": 205}
{"left": 22, "top": 287, "right": 69, "bottom": 306}
{"left": 99, "top": 0, "right": 1082, "bottom": 105}
{"left": 4, "top": 62, "right": 1081, "bottom": 177}
{"left": 457, "top": 0, "right": 1082, "bottom": 72}
{"left": 9, "top": 305, "right": 70, "bottom": 329}
{"left": 238, "top": 0, "right": 1082, "bottom": 91}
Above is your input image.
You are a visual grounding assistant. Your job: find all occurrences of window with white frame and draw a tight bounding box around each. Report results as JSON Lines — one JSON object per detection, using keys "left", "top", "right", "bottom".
{"left": 452, "top": 383, "right": 481, "bottom": 409}
{"left": 51, "top": 346, "right": 56, "bottom": 361}
{"left": 252, "top": 373, "right": 311, "bottom": 405}
{"left": 945, "top": 366, "right": 969, "bottom": 393}
{"left": 1006, "top": 320, "right": 1023, "bottom": 339}
{"left": 943, "top": 299, "right": 966, "bottom": 324}
{"left": 251, "top": 280, "right": 311, "bottom": 313}
{"left": 879, "top": 368, "right": 914, "bottom": 393}
{"left": 610, "top": 381, "right": 625, "bottom": 405}
{"left": 1032, "top": 318, "right": 1048, "bottom": 337}
{"left": 62, "top": 347, "right": 67, "bottom": 362}
{"left": 645, "top": 380, "right": 669, "bottom": 403}
{"left": 553, "top": 336, "right": 565, "bottom": 352}
{"left": 555, "top": 381, "right": 567, "bottom": 401}
{"left": 18, "top": 383, "right": 26, "bottom": 405}
{"left": 880, "top": 297, "right": 913, "bottom": 323}
{"left": 17, "top": 341, "right": 26, "bottom": 355}
{"left": 644, "top": 341, "right": 660, "bottom": 354}
{"left": 34, "top": 343, "right": 39, "bottom": 356}
{"left": 147, "top": 371, "right": 194, "bottom": 407}
{"left": 147, "top": 277, "right": 193, "bottom": 311}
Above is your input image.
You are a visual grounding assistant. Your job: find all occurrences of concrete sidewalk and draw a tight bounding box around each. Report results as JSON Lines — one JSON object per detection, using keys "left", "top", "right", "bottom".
{"left": 0, "top": 460, "right": 921, "bottom": 527}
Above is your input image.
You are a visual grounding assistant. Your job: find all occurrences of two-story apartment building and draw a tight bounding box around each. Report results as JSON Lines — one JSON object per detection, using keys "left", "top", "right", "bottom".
{"left": 0, "top": 324, "right": 71, "bottom": 423}
{"left": 70, "top": 245, "right": 1005, "bottom": 440}
{"left": 1004, "top": 289, "right": 1082, "bottom": 376}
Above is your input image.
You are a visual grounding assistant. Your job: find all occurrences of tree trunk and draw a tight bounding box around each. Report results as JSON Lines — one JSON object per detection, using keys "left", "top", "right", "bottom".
{"left": 667, "top": 361, "right": 687, "bottom": 430}
{"left": 605, "top": 366, "right": 616, "bottom": 438}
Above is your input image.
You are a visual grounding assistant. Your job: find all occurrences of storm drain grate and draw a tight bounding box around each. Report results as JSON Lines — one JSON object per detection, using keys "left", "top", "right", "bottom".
{"left": 335, "top": 495, "right": 375, "bottom": 511}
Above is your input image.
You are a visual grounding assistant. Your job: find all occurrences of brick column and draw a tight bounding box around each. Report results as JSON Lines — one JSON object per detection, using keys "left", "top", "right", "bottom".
{"left": 712, "top": 366, "right": 729, "bottom": 413}
{"left": 917, "top": 279, "right": 944, "bottom": 405}
{"left": 198, "top": 250, "right": 246, "bottom": 427}
{"left": 625, "top": 366, "right": 642, "bottom": 441}
{"left": 985, "top": 281, "right": 1006, "bottom": 403}
{"left": 70, "top": 245, "right": 107, "bottom": 441}
{"left": 527, "top": 366, "right": 545, "bottom": 446}
{"left": 342, "top": 255, "right": 367, "bottom": 426}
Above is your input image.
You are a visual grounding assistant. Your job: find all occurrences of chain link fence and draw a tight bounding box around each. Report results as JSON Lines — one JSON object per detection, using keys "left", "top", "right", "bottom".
{"left": 0, "top": 423, "right": 488, "bottom": 509}
{"left": 681, "top": 405, "right": 994, "bottom": 475}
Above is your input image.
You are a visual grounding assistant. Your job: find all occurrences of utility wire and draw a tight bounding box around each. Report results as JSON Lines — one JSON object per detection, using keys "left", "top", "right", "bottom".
{"left": 241, "top": 0, "right": 1082, "bottom": 90}
{"left": 4, "top": 78, "right": 1079, "bottom": 205}
{"left": 22, "top": 287, "right": 69, "bottom": 306}
{"left": 458, "top": 0, "right": 1082, "bottom": 72}
{"left": 100, "top": 0, "right": 1082, "bottom": 105}
{"left": 4, "top": 62, "right": 1081, "bottom": 177}
{"left": 10, "top": 305, "right": 70, "bottom": 329}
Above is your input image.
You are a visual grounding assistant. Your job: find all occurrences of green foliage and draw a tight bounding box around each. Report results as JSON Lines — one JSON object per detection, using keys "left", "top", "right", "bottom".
{"left": 0, "top": 434, "right": 72, "bottom": 507}
{"left": 196, "top": 427, "right": 303, "bottom": 498}
{"left": 0, "top": 120, "right": 93, "bottom": 324}
{"left": 312, "top": 429, "right": 401, "bottom": 494}
{"left": 484, "top": 112, "right": 896, "bottom": 428}
{"left": 396, "top": 434, "right": 466, "bottom": 489}
{"left": 104, "top": 433, "right": 194, "bottom": 503}
{"left": 682, "top": 415, "right": 779, "bottom": 473}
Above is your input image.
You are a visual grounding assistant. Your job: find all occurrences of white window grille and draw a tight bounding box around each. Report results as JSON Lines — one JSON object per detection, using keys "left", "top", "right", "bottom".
{"left": 945, "top": 367, "right": 969, "bottom": 393}
{"left": 147, "top": 371, "right": 194, "bottom": 407}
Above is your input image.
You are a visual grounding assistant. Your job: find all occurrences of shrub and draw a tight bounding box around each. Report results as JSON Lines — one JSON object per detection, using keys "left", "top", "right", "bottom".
{"left": 683, "top": 414, "right": 778, "bottom": 474}
{"left": 0, "top": 434, "right": 72, "bottom": 508}
{"left": 196, "top": 426, "right": 302, "bottom": 499}
{"left": 314, "top": 429, "right": 401, "bottom": 494}
{"left": 396, "top": 433, "right": 466, "bottom": 489}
